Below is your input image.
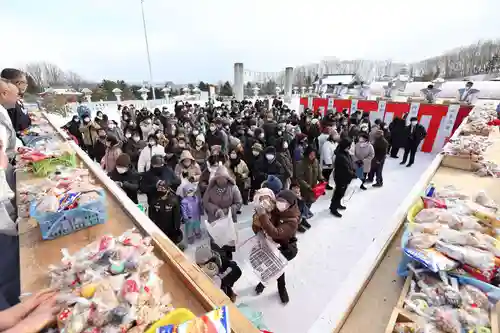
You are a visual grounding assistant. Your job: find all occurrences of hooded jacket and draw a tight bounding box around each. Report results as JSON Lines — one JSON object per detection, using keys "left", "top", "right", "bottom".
{"left": 137, "top": 144, "right": 165, "bottom": 173}
{"left": 174, "top": 150, "right": 202, "bottom": 181}
{"left": 202, "top": 166, "right": 242, "bottom": 223}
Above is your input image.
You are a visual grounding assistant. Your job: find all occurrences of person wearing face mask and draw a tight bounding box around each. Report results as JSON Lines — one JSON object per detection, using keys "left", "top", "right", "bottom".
{"left": 120, "top": 111, "right": 131, "bottom": 131}
{"left": 101, "top": 134, "right": 122, "bottom": 174}
{"left": 153, "top": 129, "right": 168, "bottom": 147}
{"left": 228, "top": 149, "right": 250, "bottom": 207}
{"left": 354, "top": 132, "right": 374, "bottom": 190}
{"left": 95, "top": 112, "right": 108, "bottom": 129}
{"left": 400, "top": 117, "right": 426, "bottom": 167}
{"left": 177, "top": 137, "right": 189, "bottom": 151}
{"left": 253, "top": 189, "right": 299, "bottom": 304}
{"left": 62, "top": 115, "right": 85, "bottom": 150}
{"left": 137, "top": 134, "right": 165, "bottom": 173}
{"left": 388, "top": 115, "right": 407, "bottom": 158}
{"left": 253, "top": 128, "right": 266, "bottom": 147}
{"left": 330, "top": 138, "right": 357, "bottom": 217}
{"left": 291, "top": 133, "right": 308, "bottom": 175}
{"left": 296, "top": 145, "right": 324, "bottom": 212}
{"left": 139, "top": 117, "right": 154, "bottom": 140}
{"left": 203, "top": 165, "right": 243, "bottom": 259}
{"left": 174, "top": 150, "right": 201, "bottom": 182}
{"left": 367, "top": 130, "right": 389, "bottom": 187}
{"left": 255, "top": 146, "right": 287, "bottom": 188}
{"left": 190, "top": 134, "right": 209, "bottom": 170}
{"left": 205, "top": 122, "right": 224, "bottom": 148}
{"left": 92, "top": 128, "right": 108, "bottom": 164}
{"left": 144, "top": 168, "right": 184, "bottom": 250}
{"left": 320, "top": 132, "right": 338, "bottom": 190}
{"left": 79, "top": 114, "right": 101, "bottom": 160}
{"left": 165, "top": 146, "right": 181, "bottom": 170}
{"left": 275, "top": 138, "right": 293, "bottom": 188}
{"left": 140, "top": 154, "right": 181, "bottom": 218}
{"left": 122, "top": 131, "right": 146, "bottom": 170}
{"left": 106, "top": 120, "right": 124, "bottom": 143}
{"left": 108, "top": 153, "right": 140, "bottom": 204}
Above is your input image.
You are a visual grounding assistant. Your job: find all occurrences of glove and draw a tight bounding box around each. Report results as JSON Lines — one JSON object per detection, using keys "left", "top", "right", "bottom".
{"left": 215, "top": 209, "right": 224, "bottom": 219}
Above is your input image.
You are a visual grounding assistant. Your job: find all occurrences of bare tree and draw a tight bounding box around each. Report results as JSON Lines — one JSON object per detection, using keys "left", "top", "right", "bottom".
{"left": 25, "top": 62, "right": 45, "bottom": 89}
{"left": 65, "top": 71, "right": 84, "bottom": 90}
{"left": 43, "top": 62, "right": 65, "bottom": 86}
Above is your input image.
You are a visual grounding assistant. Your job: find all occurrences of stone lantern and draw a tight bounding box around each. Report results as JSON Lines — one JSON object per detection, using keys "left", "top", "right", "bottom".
{"left": 162, "top": 86, "right": 171, "bottom": 103}
{"left": 192, "top": 87, "right": 201, "bottom": 100}
{"left": 252, "top": 86, "right": 260, "bottom": 98}
{"left": 182, "top": 87, "right": 190, "bottom": 99}
{"left": 81, "top": 88, "right": 92, "bottom": 103}
{"left": 138, "top": 86, "right": 149, "bottom": 102}
{"left": 112, "top": 88, "right": 122, "bottom": 102}
{"left": 293, "top": 86, "right": 299, "bottom": 96}
{"left": 275, "top": 86, "right": 281, "bottom": 96}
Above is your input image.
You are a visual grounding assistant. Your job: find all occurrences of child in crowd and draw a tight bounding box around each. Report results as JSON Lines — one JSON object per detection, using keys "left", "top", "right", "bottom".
{"left": 195, "top": 246, "right": 242, "bottom": 302}
{"left": 180, "top": 182, "right": 202, "bottom": 244}
{"left": 290, "top": 181, "right": 313, "bottom": 233}
{"left": 150, "top": 182, "right": 184, "bottom": 250}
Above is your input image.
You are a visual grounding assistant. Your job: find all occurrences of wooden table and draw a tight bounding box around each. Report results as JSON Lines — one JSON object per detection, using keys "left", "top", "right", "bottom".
{"left": 338, "top": 126, "right": 500, "bottom": 333}
{"left": 17, "top": 114, "right": 259, "bottom": 333}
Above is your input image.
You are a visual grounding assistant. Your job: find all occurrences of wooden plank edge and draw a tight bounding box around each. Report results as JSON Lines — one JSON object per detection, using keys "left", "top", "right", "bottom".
{"left": 384, "top": 273, "right": 413, "bottom": 332}
{"left": 41, "top": 113, "right": 260, "bottom": 333}
{"left": 323, "top": 112, "right": 473, "bottom": 333}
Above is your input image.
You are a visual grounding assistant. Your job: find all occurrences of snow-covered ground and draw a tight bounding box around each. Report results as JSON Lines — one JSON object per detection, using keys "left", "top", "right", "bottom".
{"left": 46, "top": 111, "right": 436, "bottom": 333}
{"left": 182, "top": 153, "right": 436, "bottom": 333}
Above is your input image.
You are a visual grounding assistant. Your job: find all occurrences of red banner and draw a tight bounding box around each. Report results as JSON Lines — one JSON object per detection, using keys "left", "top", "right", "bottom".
{"left": 296, "top": 98, "right": 474, "bottom": 152}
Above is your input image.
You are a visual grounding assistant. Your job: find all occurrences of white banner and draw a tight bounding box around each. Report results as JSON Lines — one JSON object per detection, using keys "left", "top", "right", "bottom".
{"left": 327, "top": 98, "right": 334, "bottom": 110}
{"left": 407, "top": 102, "right": 421, "bottom": 125}
{"left": 351, "top": 99, "right": 358, "bottom": 115}
{"left": 308, "top": 97, "right": 313, "bottom": 109}
{"left": 432, "top": 104, "right": 460, "bottom": 152}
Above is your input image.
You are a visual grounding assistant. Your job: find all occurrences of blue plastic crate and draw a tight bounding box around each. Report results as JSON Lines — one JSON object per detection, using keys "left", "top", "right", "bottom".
{"left": 29, "top": 189, "right": 107, "bottom": 240}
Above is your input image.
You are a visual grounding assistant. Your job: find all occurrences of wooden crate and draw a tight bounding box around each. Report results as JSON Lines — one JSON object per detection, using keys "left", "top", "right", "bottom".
{"left": 442, "top": 154, "right": 475, "bottom": 171}
{"left": 385, "top": 273, "right": 500, "bottom": 333}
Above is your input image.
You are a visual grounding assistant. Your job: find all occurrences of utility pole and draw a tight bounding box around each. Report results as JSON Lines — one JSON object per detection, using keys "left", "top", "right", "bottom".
{"left": 140, "top": 0, "right": 156, "bottom": 100}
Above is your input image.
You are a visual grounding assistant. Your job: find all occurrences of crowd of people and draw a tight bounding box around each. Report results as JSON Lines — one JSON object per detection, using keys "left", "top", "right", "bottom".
{"left": 0, "top": 66, "right": 431, "bottom": 328}
{"left": 63, "top": 98, "right": 427, "bottom": 304}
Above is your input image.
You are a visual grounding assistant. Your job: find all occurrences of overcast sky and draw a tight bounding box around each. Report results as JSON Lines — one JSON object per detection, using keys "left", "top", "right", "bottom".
{"left": 1, "top": 0, "right": 499, "bottom": 83}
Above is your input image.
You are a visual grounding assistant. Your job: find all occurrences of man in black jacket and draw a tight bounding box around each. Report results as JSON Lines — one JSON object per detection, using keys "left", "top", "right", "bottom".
{"left": 330, "top": 138, "right": 356, "bottom": 217}
{"left": 367, "top": 130, "right": 389, "bottom": 187}
{"left": 400, "top": 117, "right": 426, "bottom": 167}
{"left": 108, "top": 153, "right": 140, "bottom": 204}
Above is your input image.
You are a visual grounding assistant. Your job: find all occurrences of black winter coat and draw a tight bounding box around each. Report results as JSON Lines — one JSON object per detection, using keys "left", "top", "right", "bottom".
{"left": 405, "top": 124, "right": 427, "bottom": 146}
{"left": 373, "top": 137, "right": 389, "bottom": 160}
{"left": 108, "top": 169, "right": 140, "bottom": 204}
{"left": 255, "top": 157, "right": 287, "bottom": 185}
{"left": 333, "top": 148, "right": 356, "bottom": 186}
{"left": 389, "top": 118, "right": 406, "bottom": 145}
{"left": 150, "top": 190, "right": 183, "bottom": 244}
{"left": 206, "top": 130, "right": 224, "bottom": 147}
{"left": 122, "top": 140, "right": 147, "bottom": 166}
{"left": 8, "top": 101, "right": 31, "bottom": 133}
{"left": 139, "top": 166, "right": 180, "bottom": 207}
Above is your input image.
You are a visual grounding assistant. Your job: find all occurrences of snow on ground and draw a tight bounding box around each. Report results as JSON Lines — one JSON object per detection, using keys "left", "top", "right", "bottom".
{"left": 46, "top": 111, "right": 436, "bottom": 332}
{"left": 183, "top": 153, "right": 436, "bottom": 333}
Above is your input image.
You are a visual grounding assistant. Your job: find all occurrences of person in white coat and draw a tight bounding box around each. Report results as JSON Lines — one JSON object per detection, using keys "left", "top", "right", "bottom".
{"left": 320, "top": 133, "right": 337, "bottom": 190}
{"left": 137, "top": 134, "right": 165, "bottom": 173}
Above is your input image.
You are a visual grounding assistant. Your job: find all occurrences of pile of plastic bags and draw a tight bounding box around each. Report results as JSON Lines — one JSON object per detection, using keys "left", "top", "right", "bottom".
{"left": 50, "top": 229, "right": 174, "bottom": 332}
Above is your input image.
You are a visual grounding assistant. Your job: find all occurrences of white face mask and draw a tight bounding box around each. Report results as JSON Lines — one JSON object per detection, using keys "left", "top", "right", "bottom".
{"left": 276, "top": 200, "right": 289, "bottom": 212}
{"left": 132, "top": 136, "right": 140, "bottom": 142}
{"left": 193, "top": 130, "right": 199, "bottom": 136}
{"left": 108, "top": 124, "right": 116, "bottom": 129}
{"left": 209, "top": 126, "right": 216, "bottom": 132}
{"left": 84, "top": 117, "right": 90, "bottom": 122}
{"left": 259, "top": 133, "right": 265, "bottom": 139}
{"left": 230, "top": 154, "right": 237, "bottom": 159}
{"left": 252, "top": 150, "right": 260, "bottom": 156}
{"left": 265, "top": 154, "right": 274, "bottom": 161}
{"left": 411, "top": 121, "right": 417, "bottom": 126}
{"left": 125, "top": 133, "right": 131, "bottom": 138}
{"left": 283, "top": 142, "right": 288, "bottom": 149}
{"left": 116, "top": 167, "right": 128, "bottom": 174}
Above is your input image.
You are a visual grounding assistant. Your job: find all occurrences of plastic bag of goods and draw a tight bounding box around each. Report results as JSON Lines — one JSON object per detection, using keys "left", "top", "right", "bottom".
{"left": 435, "top": 241, "right": 495, "bottom": 271}
{"left": 203, "top": 214, "right": 237, "bottom": 247}
{"left": 239, "top": 233, "right": 288, "bottom": 285}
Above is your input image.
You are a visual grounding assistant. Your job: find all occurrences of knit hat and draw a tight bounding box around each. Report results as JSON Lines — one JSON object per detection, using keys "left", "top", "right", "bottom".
{"left": 196, "top": 134, "right": 205, "bottom": 142}
{"left": 262, "top": 175, "right": 283, "bottom": 194}
{"left": 277, "top": 189, "right": 298, "bottom": 206}
{"left": 195, "top": 246, "right": 214, "bottom": 264}
{"left": 115, "top": 153, "right": 131, "bottom": 167}
{"left": 251, "top": 142, "right": 263, "bottom": 152}
{"left": 264, "top": 146, "right": 276, "bottom": 155}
